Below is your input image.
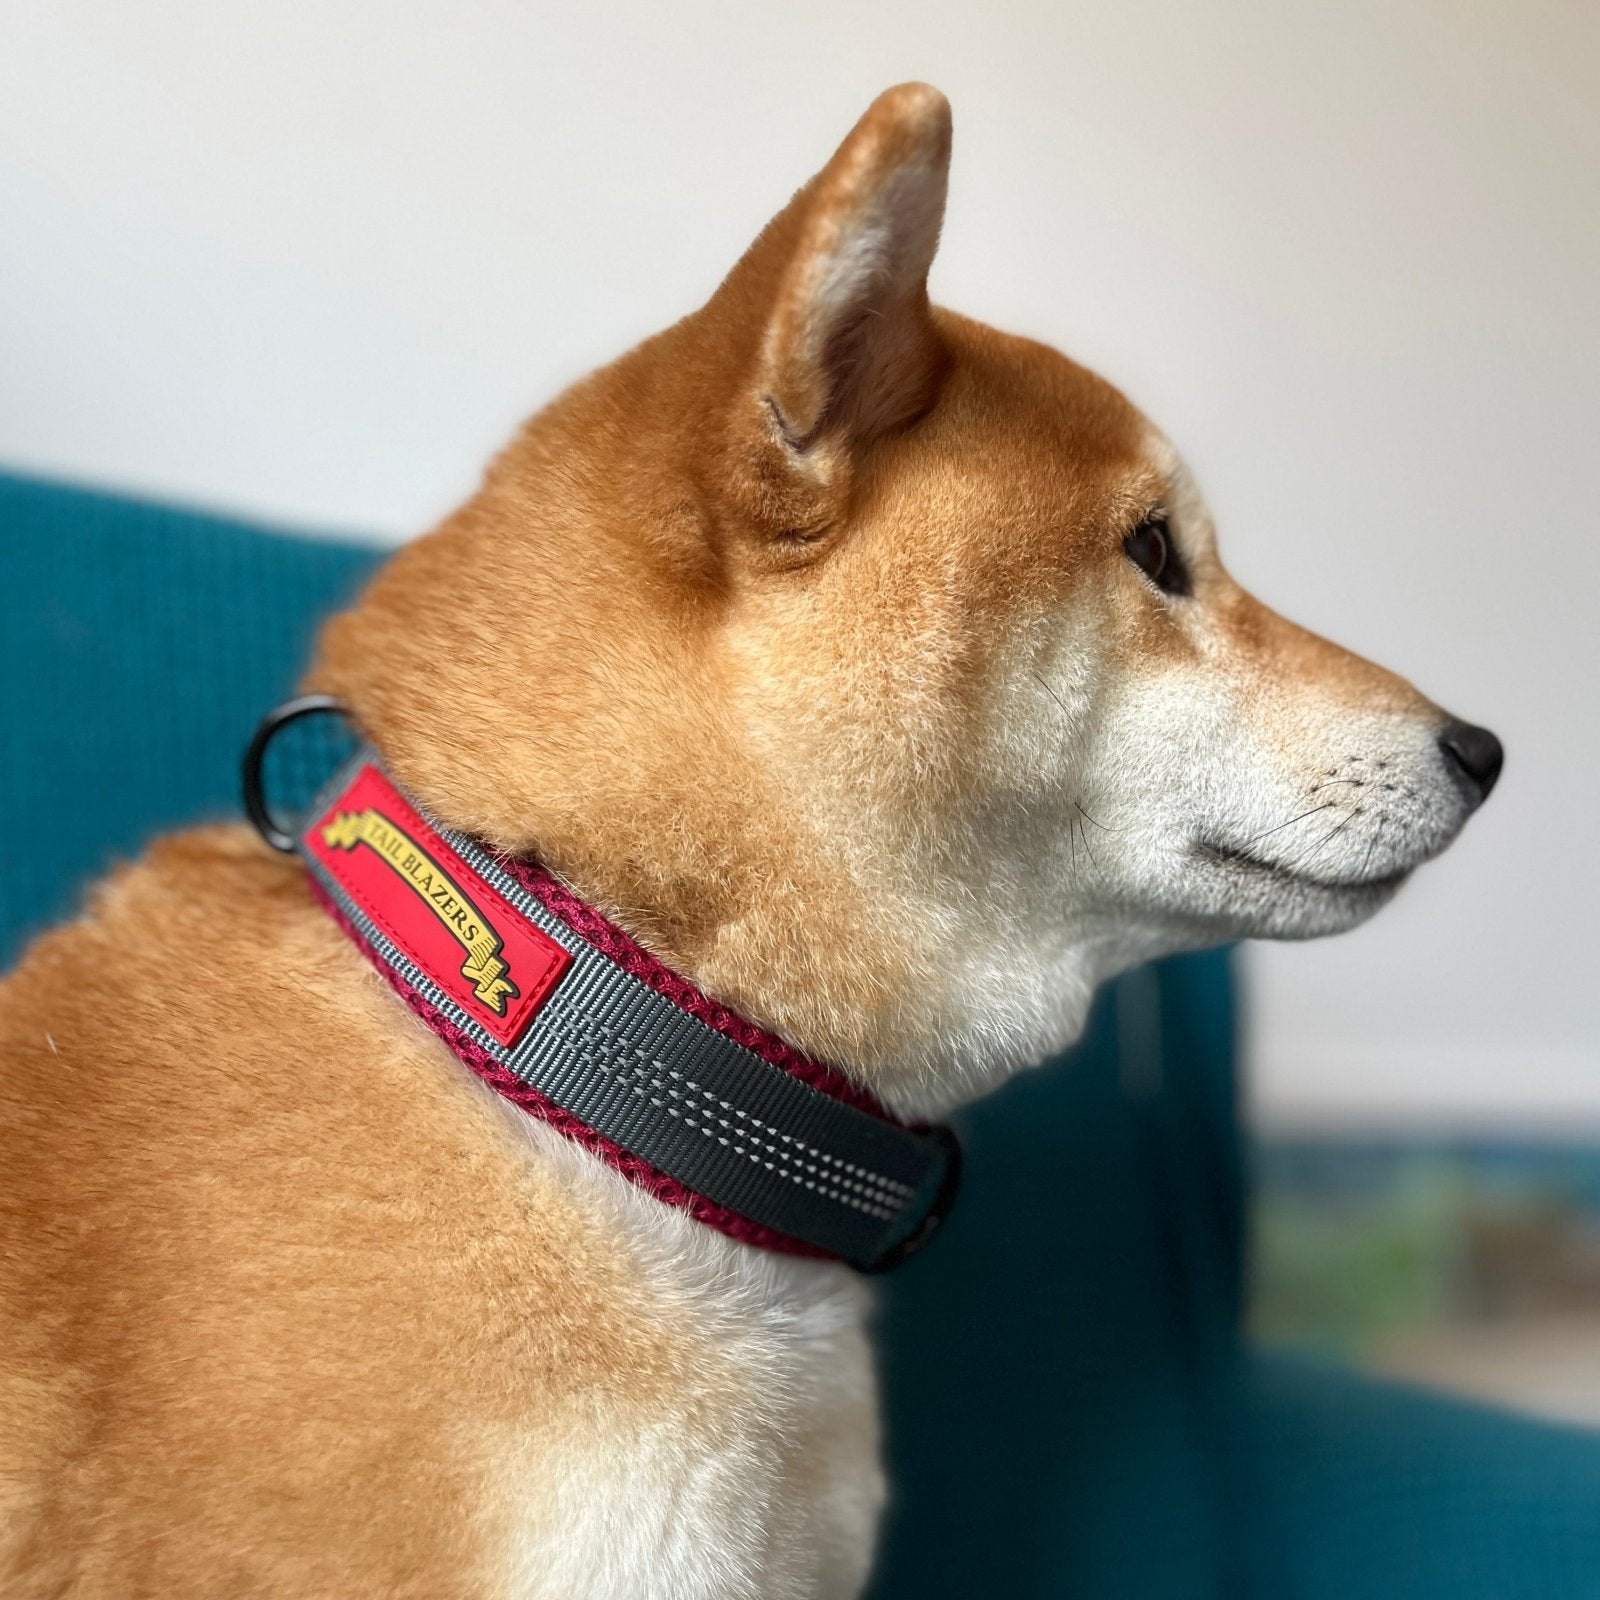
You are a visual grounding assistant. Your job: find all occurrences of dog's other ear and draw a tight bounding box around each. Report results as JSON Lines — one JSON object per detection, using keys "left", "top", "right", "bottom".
{"left": 700, "top": 83, "right": 952, "bottom": 540}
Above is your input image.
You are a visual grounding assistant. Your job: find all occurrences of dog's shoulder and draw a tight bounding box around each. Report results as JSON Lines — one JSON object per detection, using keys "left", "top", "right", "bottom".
{"left": 0, "top": 827, "right": 819, "bottom": 1595}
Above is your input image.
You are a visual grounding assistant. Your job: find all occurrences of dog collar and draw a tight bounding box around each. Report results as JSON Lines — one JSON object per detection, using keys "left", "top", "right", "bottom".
{"left": 243, "top": 697, "right": 961, "bottom": 1272}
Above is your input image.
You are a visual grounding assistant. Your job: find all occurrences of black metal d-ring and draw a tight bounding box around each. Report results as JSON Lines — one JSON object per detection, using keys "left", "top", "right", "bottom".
{"left": 864, "top": 1123, "right": 964, "bottom": 1274}
{"left": 242, "top": 694, "right": 349, "bottom": 853}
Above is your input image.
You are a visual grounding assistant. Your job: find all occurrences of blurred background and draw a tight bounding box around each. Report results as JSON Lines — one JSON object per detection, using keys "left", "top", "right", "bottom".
{"left": 4, "top": 1, "right": 1597, "bottom": 1421}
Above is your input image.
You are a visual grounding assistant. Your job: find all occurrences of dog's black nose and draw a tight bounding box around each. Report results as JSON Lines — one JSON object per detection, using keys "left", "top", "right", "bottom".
{"left": 1438, "top": 719, "right": 1504, "bottom": 804}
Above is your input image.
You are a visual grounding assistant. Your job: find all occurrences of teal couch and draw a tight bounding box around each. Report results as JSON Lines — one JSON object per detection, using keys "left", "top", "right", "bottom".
{"left": 6, "top": 469, "right": 1600, "bottom": 1598}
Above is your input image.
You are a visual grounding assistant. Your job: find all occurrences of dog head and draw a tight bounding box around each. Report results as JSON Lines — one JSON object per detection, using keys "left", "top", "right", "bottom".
{"left": 315, "top": 85, "right": 1500, "bottom": 1115}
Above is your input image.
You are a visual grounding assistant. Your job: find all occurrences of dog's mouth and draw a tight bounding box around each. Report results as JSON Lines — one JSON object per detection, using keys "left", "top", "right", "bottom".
{"left": 1191, "top": 838, "right": 1413, "bottom": 899}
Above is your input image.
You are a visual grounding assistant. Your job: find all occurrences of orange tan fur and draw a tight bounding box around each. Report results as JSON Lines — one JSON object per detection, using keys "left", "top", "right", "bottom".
{"left": 0, "top": 85, "right": 1498, "bottom": 1597}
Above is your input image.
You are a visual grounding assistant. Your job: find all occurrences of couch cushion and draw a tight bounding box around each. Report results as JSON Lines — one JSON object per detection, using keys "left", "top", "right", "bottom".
{"left": 0, "top": 471, "right": 379, "bottom": 966}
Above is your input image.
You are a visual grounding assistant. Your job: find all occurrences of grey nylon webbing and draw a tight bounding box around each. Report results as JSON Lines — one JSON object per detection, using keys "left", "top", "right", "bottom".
{"left": 291, "top": 746, "right": 957, "bottom": 1271}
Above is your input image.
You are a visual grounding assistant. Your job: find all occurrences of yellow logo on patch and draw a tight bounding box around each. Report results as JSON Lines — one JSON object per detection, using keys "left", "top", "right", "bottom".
{"left": 320, "top": 808, "right": 521, "bottom": 1016}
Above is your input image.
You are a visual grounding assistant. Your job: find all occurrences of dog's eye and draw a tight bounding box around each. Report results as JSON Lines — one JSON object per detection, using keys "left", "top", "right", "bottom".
{"left": 1123, "top": 514, "right": 1189, "bottom": 596}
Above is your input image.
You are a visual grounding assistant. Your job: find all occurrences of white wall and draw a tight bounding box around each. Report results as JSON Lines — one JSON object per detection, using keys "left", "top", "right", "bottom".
{"left": 4, "top": 0, "right": 1596, "bottom": 1131}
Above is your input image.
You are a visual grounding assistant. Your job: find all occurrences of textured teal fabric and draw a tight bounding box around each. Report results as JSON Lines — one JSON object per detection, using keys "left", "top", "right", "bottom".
{"left": 869, "top": 957, "right": 1248, "bottom": 1599}
{"left": 0, "top": 472, "right": 379, "bottom": 966}
{"left": 4, "top": 467, "right": 1598, "bottom": 1598}
{"left": 1240, "top": 1353, "right": 1600, "bottom": 1600}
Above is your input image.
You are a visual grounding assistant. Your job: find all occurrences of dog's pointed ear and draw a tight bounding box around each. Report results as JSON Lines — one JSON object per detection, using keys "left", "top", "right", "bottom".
{"left": 702, "top": 84, "right": 952, "bottom": 539}
{"left": 760, "top": 83, "right": 952, "bottom": 454}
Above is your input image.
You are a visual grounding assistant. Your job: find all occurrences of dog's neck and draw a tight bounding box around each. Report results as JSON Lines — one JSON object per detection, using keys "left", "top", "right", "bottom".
{"left": 316, "top": 716, "right": 1139, "bottom": 1122}
{"left": 309, "top": 575, "right": 1142, "bottom": 1125}
{"left": 261, "top": 730, "right": 965, "bottom": 1267}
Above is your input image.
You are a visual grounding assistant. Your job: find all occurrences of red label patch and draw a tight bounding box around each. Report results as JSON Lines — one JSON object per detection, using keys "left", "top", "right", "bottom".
{"left": 305, "top": 763, "right": 570, "bottom": 1047}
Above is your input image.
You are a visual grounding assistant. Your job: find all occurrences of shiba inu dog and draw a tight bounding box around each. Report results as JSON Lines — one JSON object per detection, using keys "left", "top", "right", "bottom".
{"left": 0, "top": 83, "right": 1501, "bottom": 1599}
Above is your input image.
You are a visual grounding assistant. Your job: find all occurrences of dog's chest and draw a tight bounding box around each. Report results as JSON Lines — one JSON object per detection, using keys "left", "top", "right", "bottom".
{"left": 486, "top": 1123, "right": 887, "bottom": 1600}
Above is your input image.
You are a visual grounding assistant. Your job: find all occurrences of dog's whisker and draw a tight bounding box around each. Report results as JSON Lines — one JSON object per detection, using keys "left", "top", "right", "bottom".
{"left": 1241, "top": 803, "right": 1335, "bottom": 846}
{"left": 1359, "top": 827, "right": 1380, "bottom": 881}
{"left": 1030, "top": 668, "right": 1071, "bottom": 720}
{"left": 1286, "top": 809, "right": 1362, "bottom": 873}
{"left": 1074, "top": 800, "right": 1114, "bottom": 834}
{"left": 1074, "top": 805, "right": 1102, "bottom": 872}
